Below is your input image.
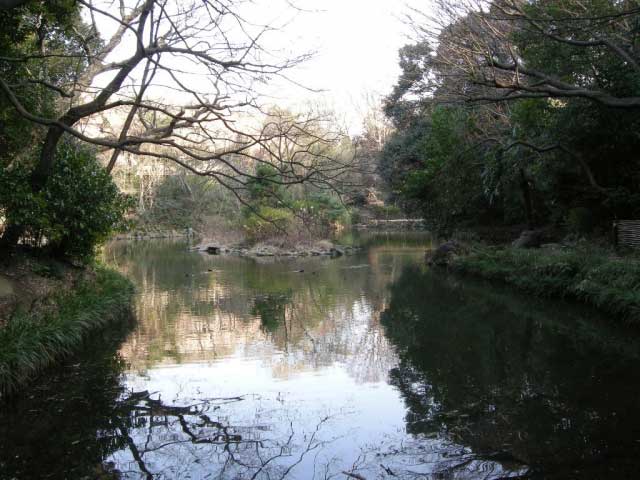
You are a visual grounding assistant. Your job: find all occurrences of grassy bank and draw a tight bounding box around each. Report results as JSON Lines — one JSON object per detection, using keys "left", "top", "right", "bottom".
{"left": 0, "top": 266, "right": 134, "bottom": 395}
{"left": 451, "top": 246, "right": 640, "bottom": 325}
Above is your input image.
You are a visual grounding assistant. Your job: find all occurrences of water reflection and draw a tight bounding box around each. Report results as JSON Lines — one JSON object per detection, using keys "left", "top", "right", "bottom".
{"left": 105, "top": 240, "right": 405, "bottom": 384}
{"left": 108, "top": 390, "right": 335, "bottom": 480}
{"left": 381, "top": 265, "right": 640, "bottom": 479}
{"left": 0, "top": 318, "right": 134, "bottom": 479}
{"left": 99, "top": 239, "right": 439, "bottom": 479}
{"left": 1, "top": 235, "right": 639, "bottom": 479}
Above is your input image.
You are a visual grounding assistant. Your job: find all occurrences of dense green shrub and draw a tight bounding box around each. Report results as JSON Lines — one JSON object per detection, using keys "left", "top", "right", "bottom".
{"left": 0, "top": 140, "right": 131, "bottom": 261}
{"left": 241, "top": 165, "right": 291, "bottom": 240}
{"left": 298, "top": 193, "right": 349, "bottom": 228}
{"left": 247, "top": 164, "right": 288, "bottom": 204}
{"left": 380, "top": 106, "right": 498, "bottom": 231}
{"left": 242, "top": 206, "right": 294, "bottom": 241}
{"left": 241, "top": 165, "right": 348, "bottom": 241}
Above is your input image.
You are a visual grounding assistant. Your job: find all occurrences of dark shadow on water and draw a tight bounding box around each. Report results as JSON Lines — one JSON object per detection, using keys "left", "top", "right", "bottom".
{"left": 0, "top": 316, "right": 135, "bottom": 479}
{"left": 381, "top": 265, "right": 640, "bottom": 479}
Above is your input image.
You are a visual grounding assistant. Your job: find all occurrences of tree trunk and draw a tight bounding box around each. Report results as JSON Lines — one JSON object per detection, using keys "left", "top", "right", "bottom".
{"left": 0, "top": 223, "right": 22, "bottom": 256}
{"left": 32, "top": 125, "right": 64, "bottom": 189}
{"left": 0, "top": 125, "right": 65, "bottom": 249}
{"left": 519, "top": 168, "right": 534, "bottom": 229}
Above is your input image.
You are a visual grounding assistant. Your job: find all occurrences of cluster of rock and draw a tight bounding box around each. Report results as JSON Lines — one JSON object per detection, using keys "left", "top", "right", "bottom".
{"left": 425, "top": 240, "right": 468, "bottom": 266}
{"left": 191, "top": 242, "right": 362, "bottom": 258}
{"left": 511, "top": 229, "right": 545, "bottom": 249}
{"left": 511, "top": 229, "right": 571, "bottom": 250}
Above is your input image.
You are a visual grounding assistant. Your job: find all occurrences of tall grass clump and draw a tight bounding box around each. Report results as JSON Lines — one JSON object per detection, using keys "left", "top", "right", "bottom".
{"left": 0, "top": 267, "right": 134, "bottom": 395}
{"left": 451, "top": 247, "right": 640, "bottom": 325}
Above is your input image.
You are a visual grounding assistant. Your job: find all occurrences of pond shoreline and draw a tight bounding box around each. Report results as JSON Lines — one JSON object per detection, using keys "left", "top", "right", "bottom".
{"left": 446, "top": 245, "right": 640, "bottom": 326}
{"left": 0, "top": 257, "right": 134, "bottom": 396}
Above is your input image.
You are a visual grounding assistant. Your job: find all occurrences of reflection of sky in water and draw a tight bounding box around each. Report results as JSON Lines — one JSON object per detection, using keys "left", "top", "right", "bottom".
{"left": 114, "top": 364, "right": 408, "bottom": 478}
{"left": 3, "top": 236, "right": 639, "bottom": 479}
{"left": 103, "top": 240, "right": 524, "bottom": 479}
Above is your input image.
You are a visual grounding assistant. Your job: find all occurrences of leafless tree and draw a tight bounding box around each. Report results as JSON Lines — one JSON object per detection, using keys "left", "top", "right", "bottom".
{"left": 407, "top": 0, "right": 640, "bottom": 108}
{"left": 0, "top": 0, "right": 354, "bottom": 245}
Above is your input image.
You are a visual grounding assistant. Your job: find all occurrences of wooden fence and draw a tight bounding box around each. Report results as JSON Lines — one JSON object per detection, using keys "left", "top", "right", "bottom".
{"left": 615, "top": 220, "right": 640, "bottom": 248}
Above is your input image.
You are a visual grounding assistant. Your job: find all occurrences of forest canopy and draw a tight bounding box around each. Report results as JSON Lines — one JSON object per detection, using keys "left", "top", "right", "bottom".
{"left": 380, "top": 0, "right": 640, "bottom": 234}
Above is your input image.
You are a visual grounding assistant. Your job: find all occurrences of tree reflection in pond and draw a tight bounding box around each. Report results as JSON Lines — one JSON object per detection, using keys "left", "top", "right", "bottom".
{"left": 381, "top": 265, "right": 640, "bottom": 479}
{"left": 110, "top": 391, "right": 335, "bottom": 480}
{"left": 2, "top": 237, "right": 640, "bottom": 479}
{"left": 0, "top": 318, "right": 134, "bottom": 479}
{"left": 252, "top": 293, "right": 291, "bottom": 333}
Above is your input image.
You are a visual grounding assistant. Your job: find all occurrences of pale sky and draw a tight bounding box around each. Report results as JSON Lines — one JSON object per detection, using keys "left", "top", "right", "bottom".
{"left": 259, "top": 0, "right": 415, "bottom": 130}
{"left": 90, "top": 1, "right": 423, "bottom": 133}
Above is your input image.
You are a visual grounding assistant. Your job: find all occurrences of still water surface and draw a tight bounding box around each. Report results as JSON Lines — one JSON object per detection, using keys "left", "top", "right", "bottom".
{"left": 1, "top": 233, "right": 639, "bottom": 479}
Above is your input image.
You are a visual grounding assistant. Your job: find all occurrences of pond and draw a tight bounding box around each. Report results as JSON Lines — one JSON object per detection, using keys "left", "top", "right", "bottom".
{"left": 1, "top": 233, "right": 639, "bottom": 479}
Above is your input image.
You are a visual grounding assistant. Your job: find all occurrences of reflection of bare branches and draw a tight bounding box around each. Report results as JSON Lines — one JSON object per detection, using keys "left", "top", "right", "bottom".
{"left": 341, "top": 438, "right": 529, "bottom": 480}
{"left": 276, "top": 416, "right": 330, "bottom": 480}
{"left": 342, "top": 472, "right": 367, "bottom": 480}
{"left": 341, "top": 452, "right": 369, "bottom": 480}
{"left": 108, "top": 391, "right": 337, "bottom": 479}
{"left": 119, "top": 424, "right": 154, "bottom": 480}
